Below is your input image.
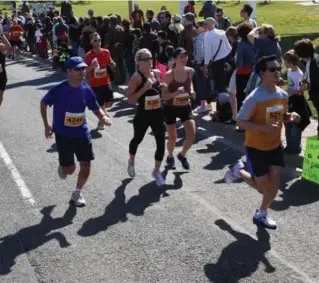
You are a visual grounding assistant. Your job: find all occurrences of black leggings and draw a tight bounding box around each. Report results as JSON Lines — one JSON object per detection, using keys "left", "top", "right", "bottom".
{"left": 129, "top": 112, "right": 166, "bottom": 161}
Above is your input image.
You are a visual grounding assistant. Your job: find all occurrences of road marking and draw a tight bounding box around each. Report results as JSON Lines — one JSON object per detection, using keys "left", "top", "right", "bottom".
{"left": 0, "top": 142, "right": 35, "bottom": 205}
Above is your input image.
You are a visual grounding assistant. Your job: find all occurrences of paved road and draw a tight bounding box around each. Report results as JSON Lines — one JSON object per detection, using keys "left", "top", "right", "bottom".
{"left": 0, "top": 58, "right": 319, "bottom": 283}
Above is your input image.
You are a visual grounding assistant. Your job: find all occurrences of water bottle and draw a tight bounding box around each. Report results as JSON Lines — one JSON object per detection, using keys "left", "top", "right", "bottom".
{"left": 92, "top": 58, "right": 99, "bottom": 71}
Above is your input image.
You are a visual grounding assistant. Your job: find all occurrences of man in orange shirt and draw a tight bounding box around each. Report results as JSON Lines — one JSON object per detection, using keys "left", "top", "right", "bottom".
{"left": 224, "top": 56, "right": 301, "bottom": 230}
{"left": 8, "top": 18, "right": 23, "bottom": 60}
{"left": 85, "top": 32, "right": 116, "bottom": 130}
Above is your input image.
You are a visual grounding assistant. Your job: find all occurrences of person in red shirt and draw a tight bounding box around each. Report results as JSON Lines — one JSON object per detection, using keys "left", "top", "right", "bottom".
{"left": 8, "top": 18, "right": 23, "bottom": 60}
{"left": 131, "top": 3, "right": 144, "bottom": 29}
{"left": 85, "top": 32, "right": 116, "bottom": 130}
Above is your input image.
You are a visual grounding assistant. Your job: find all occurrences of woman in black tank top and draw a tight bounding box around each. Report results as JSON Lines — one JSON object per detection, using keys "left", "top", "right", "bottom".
{"left": 127, "top": 48, "right": 166, "bottom": 186}
{"left": 162, "top": 48, "right": 196, "bottom": 170}
{"left": 0, "top": 24, "right": 11, "bottom": 106}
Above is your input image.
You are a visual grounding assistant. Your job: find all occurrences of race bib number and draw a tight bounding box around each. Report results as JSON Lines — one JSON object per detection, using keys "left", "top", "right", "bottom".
{"left": 64, "top": 112, "right": 85, "bottom": 127}
{"left": 266, "top": 105, "right": 284, "bottom": 123}
{"left": 145, "top": 95, "right": 161, "bottom": 110}
{"left": 94, "top": 68, "right": 107, "bottom": 79}
{"left": 173, "top": 93, "right": 190, "bottom": 106}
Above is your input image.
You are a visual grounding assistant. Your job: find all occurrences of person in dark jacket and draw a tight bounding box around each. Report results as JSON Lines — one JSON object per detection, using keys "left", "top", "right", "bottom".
{"left": 178, "top": 13, "right": 197, "bottom": 66}
{"left": 106, "top": 15, "right": 125, "bottom": 85}
{"left": 122, "top": 19, "right": 135, "bottom": 78}
{"left": 139, "top": 22, "right": 157, "bottom": 66}
{"left": 199, "top": 1, "right": 217, "bottom": 19}
{"left": 60, "top": 0, "right": 73, "bottom": 23}
{"left": 294, "top": 38, "right": 319, "bottom": 137}
{"left": 160, "top": 11, "right": 178, "bottom": 48}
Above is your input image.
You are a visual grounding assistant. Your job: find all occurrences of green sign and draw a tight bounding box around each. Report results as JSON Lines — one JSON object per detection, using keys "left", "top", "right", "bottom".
{"left": 302, "top": 136, "right": 319, "bottom": 184}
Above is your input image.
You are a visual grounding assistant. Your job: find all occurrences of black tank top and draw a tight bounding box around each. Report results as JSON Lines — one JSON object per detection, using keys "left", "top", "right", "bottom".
{"left": 136, "top": 71, "right": 162, "bottom": 113}
{"left": 0, "top": 52, "right": 6, "bottom": 75}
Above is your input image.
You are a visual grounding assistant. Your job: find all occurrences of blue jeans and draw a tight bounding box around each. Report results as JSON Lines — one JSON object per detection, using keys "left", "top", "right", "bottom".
{"left": 285, "top": 122, "right": 302, "bottom": 150}
{"left": 194, "top": 65, "right": 213, "bottom": 103}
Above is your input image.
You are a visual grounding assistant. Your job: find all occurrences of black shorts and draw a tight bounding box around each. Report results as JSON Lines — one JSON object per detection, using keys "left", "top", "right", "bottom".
{"left": 246, "top": 145, "right": 284, "bottom": 178}
{"left": 55, "top": 134, "right": 94, "bottom": 167}
{"left": 164, "top": 105, "right": 193, "bottom": 125}
{"left": 10, "top": 40, "right": 22, "bottom": 48}
{"left": 92, "top": 84, "right": 114, "bottom": 106}
{"left": 0, "top": 74, "right": 7, "bottom": 91}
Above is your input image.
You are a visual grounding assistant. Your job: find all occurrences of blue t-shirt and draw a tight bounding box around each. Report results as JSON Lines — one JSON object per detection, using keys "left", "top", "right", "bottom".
{"left": 42, "top": 80, "right": 100, "bottom": 138}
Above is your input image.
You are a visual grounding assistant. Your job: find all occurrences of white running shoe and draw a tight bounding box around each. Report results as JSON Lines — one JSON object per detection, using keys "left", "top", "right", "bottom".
{"left": 152, "top": 171, "right": 165, "bottom": 186}
{"left": 70, "top": 189, "right": 86, "bottom": 207}
{"left": 253, "top": 209, "right": 277, "bottom": 230}
{"left": 224, "top": 160, "right": 244, "bottom": 184}
{"left": 97, "top": 121, "right": 105, "bottom": 130}
{"left": 195, "top": 106, "right": 208, "bottom": 114}
{"left": 58, "top": 166, "right": 67, "bottom": 180}
{"left": 127, "top": 162, "right": 136, "bottom": 177}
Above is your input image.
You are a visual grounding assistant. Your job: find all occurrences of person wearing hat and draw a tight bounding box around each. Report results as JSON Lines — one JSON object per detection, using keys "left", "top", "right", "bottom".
{"left": 40, "top": 56, "right": 112, "bottom": 207}
{"left": 131, "top": 3, "right": 144, "bottom": 30}
{"left": 179, "top": 13, "right": 197, "bottom": 66}
{"left": 170, "top": 14, "right": 184, "bottom": 35}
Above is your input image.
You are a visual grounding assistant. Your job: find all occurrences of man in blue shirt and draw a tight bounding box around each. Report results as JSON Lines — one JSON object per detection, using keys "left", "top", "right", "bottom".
{"left": 40, "top": 56, "right": 112, "bottom": 207}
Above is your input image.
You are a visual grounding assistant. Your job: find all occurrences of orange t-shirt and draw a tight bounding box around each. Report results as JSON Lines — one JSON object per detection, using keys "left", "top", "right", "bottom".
{"left": 9, "top": 25, "right": 24, "bottom": 42}
{"left": 85, "top": 48, "right": 112, "bottom": 87}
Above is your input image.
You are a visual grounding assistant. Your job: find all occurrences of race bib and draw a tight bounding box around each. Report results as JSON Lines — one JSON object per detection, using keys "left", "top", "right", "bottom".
{"left": 64, "top": 112, "right": 85, "bottom": 127}
{"left": 94, "top": 68, "right": 107, "bottom": 79}
{"left": 145, "top": 95, "right": 161, "bottom": 110}
{"left": 173, "top": 93, "right": 190, "bottom": 106}
{"left": 266, "top": 105, "right": 284, "bottom": 123}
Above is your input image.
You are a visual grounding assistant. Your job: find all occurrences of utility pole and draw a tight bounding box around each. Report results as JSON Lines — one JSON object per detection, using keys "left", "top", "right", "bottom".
{"left": 128, "top": 0, "right": 133, "bottom": 19}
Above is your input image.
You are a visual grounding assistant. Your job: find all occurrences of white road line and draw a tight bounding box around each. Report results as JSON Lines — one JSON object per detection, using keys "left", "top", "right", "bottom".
{"left": 0, "top": 142, "right": 36, "bottom": 205}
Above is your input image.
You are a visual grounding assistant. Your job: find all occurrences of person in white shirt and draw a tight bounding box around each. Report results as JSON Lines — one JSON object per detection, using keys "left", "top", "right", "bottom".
{"left": 283, "top": 50, "right": 311, "bottom": 154}
{"left": 203, "top": 17, "right": 231, "bottom": 103}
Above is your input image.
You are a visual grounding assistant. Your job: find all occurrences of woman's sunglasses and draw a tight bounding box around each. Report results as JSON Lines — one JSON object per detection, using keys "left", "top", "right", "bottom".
{"left": 92, "top": 39, "right": 101, "bottom": 43}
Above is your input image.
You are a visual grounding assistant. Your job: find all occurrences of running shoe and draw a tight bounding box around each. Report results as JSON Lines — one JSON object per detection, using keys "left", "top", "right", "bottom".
{"left": 70, "top": 189, "right": 86, "bottom": 207}
{"left": 166, "top": 156, "right": 176, "bottom": 170}
{"left": 224, "top": 160, "right": 244, "bottom": 184}
{"left": 177, "top": 153, "right": 190, "bottom": 170}
{"left": 253, "top": 209, "right": 277, "bottom": 230}
{"left": 127, "top": 161, "right": 136, "bottom": 177}
{"left": 97, "top": 121, "right": 105, "bottom": 130}
{"left": 152, "top": 171, "right": 165, "bottom": 186}
{"left": 58, "top": 166, "right": 67, "bottom": 180}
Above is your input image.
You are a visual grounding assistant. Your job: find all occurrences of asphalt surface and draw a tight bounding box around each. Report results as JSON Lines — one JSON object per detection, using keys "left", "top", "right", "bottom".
{"left": 0, "top": 58, "right": 319, "bottom": 283}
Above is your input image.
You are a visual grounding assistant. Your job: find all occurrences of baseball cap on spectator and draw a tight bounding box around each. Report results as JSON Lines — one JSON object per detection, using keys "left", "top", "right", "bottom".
{"left": 173, "top": 14, "right": 182, "bottom": 23}
{"left": 134, "top": 3, "right": 139, "bottom": 9}
{"left": 183, "top": 12, "right": 195, "bottom": 22}
{"left": 88, "top": 9, "right": 93, "bottom": 16}
{"left": 66, "top": 57, "right": 88, "bottom": 70}
{"left": 173, "top": 47, "right": 188, "bottom": 58}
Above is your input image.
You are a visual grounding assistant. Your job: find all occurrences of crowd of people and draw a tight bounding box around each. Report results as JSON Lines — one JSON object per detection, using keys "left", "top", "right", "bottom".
{"left": 1, "top": 1, "right": 319, "bottom": 231}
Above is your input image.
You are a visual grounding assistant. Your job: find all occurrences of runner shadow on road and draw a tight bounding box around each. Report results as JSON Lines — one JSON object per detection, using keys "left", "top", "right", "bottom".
{"left": 197, "top": 139, "right": 243, "bottom": 171}
{"left": 0, "top": 204, "right": 76, "bottom": 275}
{"left": 78, "top": 172, "right": 186, "bottom": 237}
{"left": 204, "top": 219, "right": 275, "bottom": 283}
{"left": 271, "top": 178, "right": 319, "bottom": 211}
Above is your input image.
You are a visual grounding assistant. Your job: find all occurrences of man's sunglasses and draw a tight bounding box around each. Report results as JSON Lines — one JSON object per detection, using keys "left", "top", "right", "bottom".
{"left": 266, "top": 67, "right": 281, "bottom": 73}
